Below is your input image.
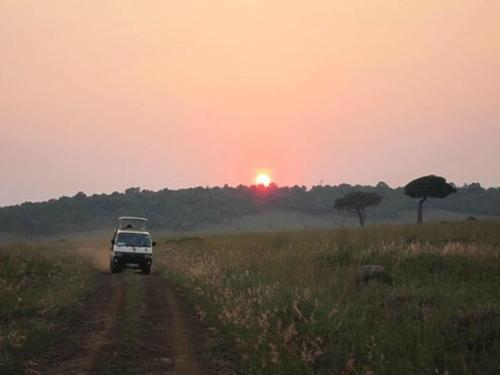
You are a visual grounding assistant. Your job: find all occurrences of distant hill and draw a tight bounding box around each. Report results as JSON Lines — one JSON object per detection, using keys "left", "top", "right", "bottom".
{"left": 1, "top": 183, "right": 499, "bottom": 237}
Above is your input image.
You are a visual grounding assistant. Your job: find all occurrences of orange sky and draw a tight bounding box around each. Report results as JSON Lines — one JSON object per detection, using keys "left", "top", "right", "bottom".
{"left": 1, "top": 1, "right": 499, "bottom": 205}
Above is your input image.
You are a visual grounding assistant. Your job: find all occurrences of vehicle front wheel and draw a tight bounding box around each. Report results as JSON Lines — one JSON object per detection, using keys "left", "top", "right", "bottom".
{"left": 142, "top": 266, "right": 151, "bottom": 274}
{"left": 111, "top": 264, "right": 120, "bottom": 273}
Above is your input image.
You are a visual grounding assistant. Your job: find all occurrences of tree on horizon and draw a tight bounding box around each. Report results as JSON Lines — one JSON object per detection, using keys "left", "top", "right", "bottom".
{"left": 334, "top": 191, "right": 382, "bottom": 227}
{"left": 404, "top": 175, "right": 457, "bottom": 223}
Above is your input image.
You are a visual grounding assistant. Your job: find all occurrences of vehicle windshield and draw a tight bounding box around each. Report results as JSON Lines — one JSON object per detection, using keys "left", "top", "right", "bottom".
{"left": 116, "top": 233, "right": 151, "bottom": 247}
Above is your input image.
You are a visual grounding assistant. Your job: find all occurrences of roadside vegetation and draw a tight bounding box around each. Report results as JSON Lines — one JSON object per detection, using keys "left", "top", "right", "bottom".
{"left": 157, "top": 220, "right": 500, "bottom": 374}
{"left": 0, "top": 243, "right": 95, "bottom": 374}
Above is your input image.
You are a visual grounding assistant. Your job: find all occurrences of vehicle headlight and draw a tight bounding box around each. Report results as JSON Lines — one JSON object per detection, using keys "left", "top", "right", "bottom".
{"left": 114, "top": 252, "right": 123, "bottom": 257}
{"left": 144, "top": 254, "right": 152, "bottom": 259}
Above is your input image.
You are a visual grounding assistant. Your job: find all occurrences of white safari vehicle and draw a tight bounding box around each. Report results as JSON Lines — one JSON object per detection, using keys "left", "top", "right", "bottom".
{"left": 110, "top": 217, "right": 156, "bottom": 274}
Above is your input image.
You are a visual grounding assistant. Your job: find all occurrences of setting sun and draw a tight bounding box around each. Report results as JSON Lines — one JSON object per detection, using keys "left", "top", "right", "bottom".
{"left": 255, "top": 173, "right": 271, "bottom": 187}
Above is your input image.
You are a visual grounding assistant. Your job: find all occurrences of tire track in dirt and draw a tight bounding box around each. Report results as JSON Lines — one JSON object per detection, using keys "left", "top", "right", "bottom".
{"left": 89, "top": 271, "right": 144, "bottom": 375}
{"left": 35, "top": 269, "right": 232, "bottom": 375}
{"left": 133, "top": 274, "right": 231, "bottom": 374}
{"left": 161, "top": 283, "right": 209, "bottom": 375}
{"left": 141, "top": 275, "right": 212, "bottom": 374}
{"left": 37, "top": 272, "right": 125, "bottom": 375}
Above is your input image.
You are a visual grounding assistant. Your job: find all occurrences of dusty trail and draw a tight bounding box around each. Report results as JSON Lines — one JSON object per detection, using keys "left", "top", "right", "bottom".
{"left": 36, "top": 264, "right": 229, "bottom": 374}
{"left": 138, "top": 276, "right": 213, "bottom": 374}
{"left": 38, "top": 273, "right": 125, "bottom": 374}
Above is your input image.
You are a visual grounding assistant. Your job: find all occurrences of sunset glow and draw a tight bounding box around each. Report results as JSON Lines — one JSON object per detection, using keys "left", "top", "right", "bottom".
{"left": 0, "top": 1, "right": 499, "bottom": 205}
{"left": 256, "top": 173, "right": 272, "bottom": 187}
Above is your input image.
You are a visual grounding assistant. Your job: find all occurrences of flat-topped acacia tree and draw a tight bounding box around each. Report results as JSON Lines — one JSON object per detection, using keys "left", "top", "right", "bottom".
{"left": 404, "top": 175, "right": 457, "bottom": 223}
{"left": 334, "top": 191, "right": 382, "bottom": 227}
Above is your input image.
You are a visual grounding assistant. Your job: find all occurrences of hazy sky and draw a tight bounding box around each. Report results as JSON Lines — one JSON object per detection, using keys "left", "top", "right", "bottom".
{"left": 1, "top": 1, "right": 499, "bottom": 206}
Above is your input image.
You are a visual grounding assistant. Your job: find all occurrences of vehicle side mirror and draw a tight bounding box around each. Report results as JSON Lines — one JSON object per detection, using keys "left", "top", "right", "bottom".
{"left": 111, "top": 239, "right": 115, "bottom": 245}
{"left": 152, "top": 241, "right": 156, "bottom": 247}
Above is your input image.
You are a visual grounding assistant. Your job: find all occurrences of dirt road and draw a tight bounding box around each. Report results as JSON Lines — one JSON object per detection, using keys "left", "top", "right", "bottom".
{"left": 35, "top": 270, "right": 231, "bottom": 375}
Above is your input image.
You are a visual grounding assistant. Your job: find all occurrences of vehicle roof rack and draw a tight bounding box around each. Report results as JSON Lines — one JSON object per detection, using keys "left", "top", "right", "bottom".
{"left": 118, "top": 217, "right": 148, "bottom": 230}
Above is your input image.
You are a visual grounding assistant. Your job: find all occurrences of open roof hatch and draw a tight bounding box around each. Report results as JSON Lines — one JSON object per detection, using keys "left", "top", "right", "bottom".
{"left": 118, "top": 216, "right": 148, "bottom": 231}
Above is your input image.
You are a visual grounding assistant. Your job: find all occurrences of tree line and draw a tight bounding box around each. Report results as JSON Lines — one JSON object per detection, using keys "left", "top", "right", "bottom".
{"left": 1, "top": 176, "right": 499, "bottom": 236}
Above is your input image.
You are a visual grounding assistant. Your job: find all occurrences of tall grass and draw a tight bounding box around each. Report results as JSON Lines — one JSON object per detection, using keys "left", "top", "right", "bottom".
{"left": 0, "top": 243, "right": 94, "bottom": 374}
{"left": 157, "top": 220, "right": 500, "bottom": 374}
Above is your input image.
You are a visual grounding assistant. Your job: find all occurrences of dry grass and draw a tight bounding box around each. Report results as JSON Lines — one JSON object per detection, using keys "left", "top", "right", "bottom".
{"left": 0, "top": 243, "right": 94, "bottom": 374}
{"left": 156, "top": 220, "right": 500, "bottom": 374}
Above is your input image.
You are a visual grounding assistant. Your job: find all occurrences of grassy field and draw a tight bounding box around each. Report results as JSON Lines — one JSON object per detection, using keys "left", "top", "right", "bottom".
{"left": 0, "top": 243, "right": 95, "bottom": 374}
{"left": 156, "top": 220, "right": 500, "bottom": 374}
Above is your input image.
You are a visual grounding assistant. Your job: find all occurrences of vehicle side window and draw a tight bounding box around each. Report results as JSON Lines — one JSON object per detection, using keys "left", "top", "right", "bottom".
{"left": 111, "top": 230, "right": 117, "bottom": 246}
